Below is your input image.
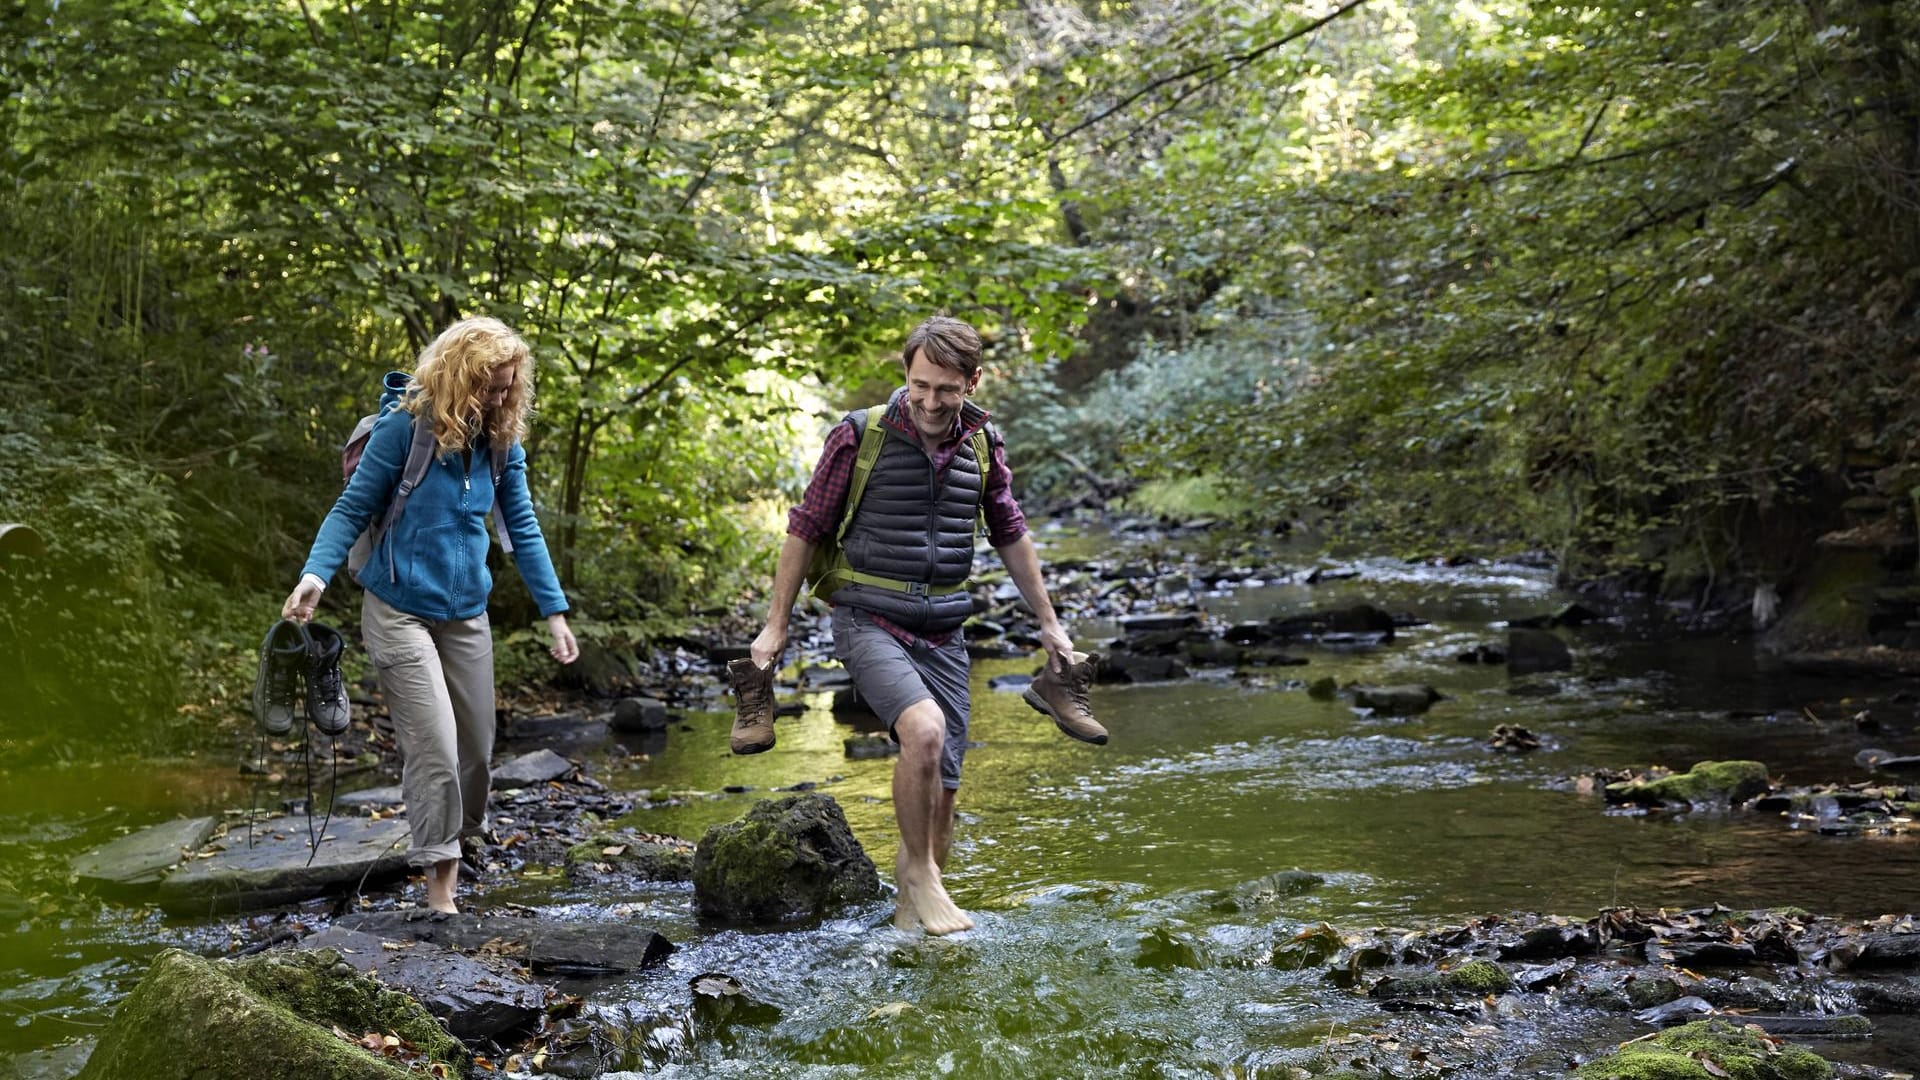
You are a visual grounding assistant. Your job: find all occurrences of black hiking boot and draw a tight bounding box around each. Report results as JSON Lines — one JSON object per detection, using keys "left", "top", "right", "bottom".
{"left": 305, "top": 621, "right": 352, "bottom": 738}
{"left": 252, "top": 620, "right": 308, "bottom": 737}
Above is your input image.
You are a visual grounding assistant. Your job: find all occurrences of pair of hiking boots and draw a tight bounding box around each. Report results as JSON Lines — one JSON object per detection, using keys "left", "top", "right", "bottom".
{"left": 253, "top": 619, "right": 352, "bottom": 739}
{"left": 727, "top": 651, "right": 1107, "bottom": 754}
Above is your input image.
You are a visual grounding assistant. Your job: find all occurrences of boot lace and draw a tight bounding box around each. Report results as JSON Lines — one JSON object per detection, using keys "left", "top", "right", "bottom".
{"left": 736, "top": 674, "right": 772, "bottom": 719}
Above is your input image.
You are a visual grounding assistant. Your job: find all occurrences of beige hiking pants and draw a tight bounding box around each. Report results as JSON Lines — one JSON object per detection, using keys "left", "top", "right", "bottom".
{"left": 360, "top": 592, "right": 494, "bottom": 867}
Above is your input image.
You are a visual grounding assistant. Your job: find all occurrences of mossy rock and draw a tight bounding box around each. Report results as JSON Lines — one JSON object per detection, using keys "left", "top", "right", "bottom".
{"left": 77, "top": 948, "right": 467, "bottom": 1080}
{"left": 1575, "top": 1019, "right": 1832, "bottom": 1080}
{"left": 1607, "top": 761, "right": 1771, "bottom": 808}
{"left": 565, "top": 831, "right": 695, "bottom": 882}
{"left": 1370, "top": 959, "right": 1512, "bottom": 999}
{"left": 692, "top": 794, "right": 881, "bottom": 924}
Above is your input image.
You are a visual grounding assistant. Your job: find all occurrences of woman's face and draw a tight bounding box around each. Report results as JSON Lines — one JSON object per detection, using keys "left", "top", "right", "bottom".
{"left": 483, "top": 364, "right": 516, "bottom": 411}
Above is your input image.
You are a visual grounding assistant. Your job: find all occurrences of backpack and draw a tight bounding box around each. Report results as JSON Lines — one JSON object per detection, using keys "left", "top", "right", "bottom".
{"left": 342, "top": 370, "right": 514, "bottom": 585}
{"left": 804, "top": 406, "right": 992, "bottom": 599}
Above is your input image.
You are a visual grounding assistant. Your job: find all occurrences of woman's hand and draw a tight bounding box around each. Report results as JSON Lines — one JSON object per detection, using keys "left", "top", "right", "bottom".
{"left": 547, "top": 613, "right": 580, "bottom": 665}
{"left": 282, "top": 576, "right": 325, "bottom": 623}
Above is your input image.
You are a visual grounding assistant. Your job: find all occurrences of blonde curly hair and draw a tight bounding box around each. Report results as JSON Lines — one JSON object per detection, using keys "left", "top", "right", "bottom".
{"left": 403, "top": 317, "right": 534, "bottom": 455}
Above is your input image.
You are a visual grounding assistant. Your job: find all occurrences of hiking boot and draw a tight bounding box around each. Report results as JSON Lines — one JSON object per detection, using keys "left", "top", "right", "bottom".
{"left": 727, "top": 657, "right": 777, "bottom": 755}
{"left": 1023, "top": 651, "right": 1108, "bottom": 745}
{"left": 252, "top": 620, "right": 308, "bottom": 737}
{"left": 305, "top": 621, "right": 352, "bottom": 738}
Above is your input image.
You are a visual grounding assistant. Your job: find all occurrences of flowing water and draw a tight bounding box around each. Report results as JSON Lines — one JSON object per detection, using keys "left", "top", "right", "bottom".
{"left": 5, "top": 542, "right": 1920, "bottom": 1076}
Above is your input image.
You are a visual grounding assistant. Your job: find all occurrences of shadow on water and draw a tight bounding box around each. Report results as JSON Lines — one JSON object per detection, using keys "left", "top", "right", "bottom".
{"left": 8, "top": 548, "right": 1920, "bottom": 1074}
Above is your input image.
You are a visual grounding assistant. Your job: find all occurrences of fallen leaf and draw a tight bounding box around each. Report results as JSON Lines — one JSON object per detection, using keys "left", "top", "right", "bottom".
{"left": 866, "top": 1001, "right": 914, "bottom": 1020}
{"left": 602, "top": 845, "right": 627, "bottom": 857}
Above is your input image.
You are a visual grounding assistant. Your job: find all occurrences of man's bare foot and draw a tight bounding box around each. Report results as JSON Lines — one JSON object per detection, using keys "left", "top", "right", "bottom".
{"left": 897, "top": 857, "right": 972, "bottom": 936}
{"left": 893, "top": 851, "right": 920, "bottom": 930}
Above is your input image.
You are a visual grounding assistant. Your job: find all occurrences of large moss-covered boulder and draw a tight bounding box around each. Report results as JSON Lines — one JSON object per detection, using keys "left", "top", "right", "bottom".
{"left": 1574, "top": 1018, "right": 1831, "bottom": 1079}
{"left": 1606, "top": 761, "right": 1772, "bottom": 809}
{"left": 77, "top": 948, "right": 466, "bottom": 1080}
{"left": 692, "top": 794, "right": 881, "bottom": 924}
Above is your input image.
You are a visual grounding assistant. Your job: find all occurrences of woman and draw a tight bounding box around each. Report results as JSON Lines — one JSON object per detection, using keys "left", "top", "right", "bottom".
{"left": 282, "top": 316, "right": 578, "bottom": 913}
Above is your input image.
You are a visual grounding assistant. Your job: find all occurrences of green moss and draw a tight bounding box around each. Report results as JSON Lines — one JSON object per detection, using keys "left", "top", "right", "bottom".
{"left": 564, "top": 832, "right": 694, "bottom": 881}
{"left": 1448, "top": 960, "right": 1512, "bottom": 993}
{"left": 1613, "top": 760, "right": 1770, "bottom": 807}
{"left": 77, "top": 949, "right": 467, "bottom": 1080}
{"left": 1763, "top": 548, "right": 1882, "bottom": 653}
{"left": 1575, "top": 1020, "right": 1833, "bottom": 1080}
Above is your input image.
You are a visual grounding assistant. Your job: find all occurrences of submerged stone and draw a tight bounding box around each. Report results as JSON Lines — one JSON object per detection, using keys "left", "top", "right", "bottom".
{"left": 70, "top": 816, "right": 217, "bottom": 891}
{"left": 1350, "top": 684, "right": 1443, "bottom": 715}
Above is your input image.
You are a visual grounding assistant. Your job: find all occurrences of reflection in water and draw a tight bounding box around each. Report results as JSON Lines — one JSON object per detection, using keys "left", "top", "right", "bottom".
{"left": 7, "top": 555, "right": 1920, "bottom": 1073}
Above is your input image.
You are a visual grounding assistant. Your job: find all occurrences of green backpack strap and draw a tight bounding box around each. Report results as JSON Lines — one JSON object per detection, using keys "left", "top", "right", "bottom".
{"left": 834, "top": 409, "right": 887, "bottom": 544}
{"left": 970, "top": 424, "right": 993, "bottom": 535}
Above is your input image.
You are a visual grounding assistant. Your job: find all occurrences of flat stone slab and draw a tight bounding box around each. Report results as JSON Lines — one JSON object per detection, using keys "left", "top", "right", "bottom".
{"left": 491, "top": 749, "right": 575, "bottom": 789}
{"left": 71, "top": 816, "right": 217, "bottom": 890}
{"left": 332, "top": 785, "right": 405, "bottom": 809}
{"left": 1118, "top": 613, "right": 1201, "bottom": 632}
{"left": 334, "top": 910, "right": 675, "bottom": 974}
{"left": 155, "top": 815, "right": 411, "bottom": 914}
{"left": 295, "top": 927, "right": 546, "bottom": 1042}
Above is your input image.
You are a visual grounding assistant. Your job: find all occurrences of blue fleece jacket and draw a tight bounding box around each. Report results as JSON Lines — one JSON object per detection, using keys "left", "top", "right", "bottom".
{"left": 301, "top": 402, "right": 570, "bottom": 621}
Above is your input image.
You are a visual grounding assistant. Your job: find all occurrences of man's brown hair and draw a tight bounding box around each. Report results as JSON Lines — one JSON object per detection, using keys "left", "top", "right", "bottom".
{"left": 902, "top": 315, "right": 983, "bottom": 378}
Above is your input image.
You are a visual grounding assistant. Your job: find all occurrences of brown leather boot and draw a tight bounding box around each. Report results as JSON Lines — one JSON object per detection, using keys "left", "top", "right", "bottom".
{"left": 727, "top": 658, "right": 777, "bottom": 754}
{"left": 1023, "top": 651, "right": 1108, "bottom": 745}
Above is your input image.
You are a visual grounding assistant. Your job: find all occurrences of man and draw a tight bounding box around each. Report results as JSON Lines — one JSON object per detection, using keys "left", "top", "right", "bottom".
{"left": 729, "top": 315, "right": 1104, "bottom": 936}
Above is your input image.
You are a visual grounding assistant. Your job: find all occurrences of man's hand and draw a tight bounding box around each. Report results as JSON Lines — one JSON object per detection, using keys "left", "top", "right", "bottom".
{"left": 282, "top": 576, "right": 324, "bottom": 623}
{"left": 547, "top": 613, "right": 579, "bottom": 665}
{"left": 1038, "top": 620, "right": 1074, "bottom": 673}
{"left": 749, "top": 623, "right": 788, "bottom": 671}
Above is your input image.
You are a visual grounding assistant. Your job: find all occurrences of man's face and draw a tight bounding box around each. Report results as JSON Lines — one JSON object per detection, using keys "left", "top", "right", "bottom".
{"left": 904, "top": 349, "right": 979, "bottom": 441}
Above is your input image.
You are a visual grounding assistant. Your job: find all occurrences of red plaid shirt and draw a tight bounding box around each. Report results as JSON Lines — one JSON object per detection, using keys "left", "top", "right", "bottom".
{"left": 789, "top": 401, "right": 1026, "bottom": 646}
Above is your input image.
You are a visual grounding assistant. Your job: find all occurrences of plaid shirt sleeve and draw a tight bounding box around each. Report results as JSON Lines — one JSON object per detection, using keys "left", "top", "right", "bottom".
{"left": 982, "top": 429, "right": 1028, "bottom": 548}
{"left": 786, "top": 420, "right": 859, "bottom": 543}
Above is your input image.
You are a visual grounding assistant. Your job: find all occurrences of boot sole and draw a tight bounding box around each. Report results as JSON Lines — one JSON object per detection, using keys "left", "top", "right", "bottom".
{"left": 1022, "top": 687, "right": 1109, "bottom": 745}
{"left": 730, "top": 737, "right": 775, "bottom": 755}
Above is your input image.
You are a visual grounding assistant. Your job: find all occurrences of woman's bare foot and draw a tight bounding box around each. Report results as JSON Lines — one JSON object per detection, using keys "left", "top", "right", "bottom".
{"left": 897, "top": 856, "right": 972, "bottom": 936}
{"left": 425, "top": 858, "right": 459, "bottom": 914}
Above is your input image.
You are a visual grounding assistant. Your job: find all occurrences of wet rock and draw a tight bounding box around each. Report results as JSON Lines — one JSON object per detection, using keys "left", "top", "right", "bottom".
{"left": 565, "top": 830, "right": 696, "bottom": 883}
{"left": 692, "top": 794, "right": 882, "bottom": 924}
{"left": 1833, "top": 931, "right": 1920, "bottom": 969}
{"left": 844, "top": 735, "right": 898, "bottom": 760}
{"left": 610, "top": 697, "right": 669, "bottom": 734}
{"left": 987, "top": 674, "right": 1033, "bottom": 692}
{"left": 802, "top": 665, "right": 851, "bottom": 689}
{"left": 1350, "top": 685, "right": 1442, "bottom": 715}
{"left": 1506, "top": 628, "right": 1572, "bottom": 674}
{"left": 155, "top": 814, "right": 411, "bottom": 914}
{"left": 1266, "top": 604, "right": 1396, "bottom": 642}
{"left": 333, "top": 785, "right": 404, "bottom": 809}
{"left": 75, "top": 947, "right": 464, "bottom": 1080}
{"left": 1272, "top": 923, "right": 1345, "bottom": 971}
{"left": 1120, "top": 627, "right": 1202, "bottom": 654}
{"left": 1854, "top": 748, "right": 1920, "bottom": 773}
{"left": 1205, "top": 869, "right": 1326, "bottom": 913}
{"left": 1456, "top": 644, "right": 1506, "bottom": 664}
{"left": 1225, "top": 622, "right": 1272, "bottom": 644}
{"left": 334, "top": 911, "right": 674, "bottom": 974}
{"left": 1096, "top": 651, "right": 1188, "bottom": 684}
{"left": 1369, "top": 960, "right": 1512, "bottom": 1000}
{"left": 501, "top": 710, "right": 601, "bottom": 742}
{"left": 1134, "top": 926, "right": 1207, "bottom": 970}
{"left": 689, "top": 972, "right": 782, "bottom": 1029}
{"left": 558, "top": 640, "right": 635, "bottom": 696}
{"left": 1237, "top": 647, "right": 1308, "bottom": 668}
{"left": 1571, "top": 1018, "right": 1833, "bottom": 1079}
{"left": 492, "top": 749, "right": 575, "bottom": 789}
{"left": 1488, "top": 724, "right": 1540, "bottom": 752}
{"left": 1182, "top": 638, "right": 1243, "bottom": 667}
{"left": 1118, "top": 613, "right": 1202, "bottom": 633}
{"left": 1497, "top": 921, "right": 1600, "bottom": 960}
{"left": 1632, "top": 995, "right": 1715, "bottom": 1025}
{"left": 296, "top": 927, "right": 544, "bottom": 1042}
{"left": 70, "top": 817, "right": 217, "bottom": 892}
{"left": 1306, "top": 676, "right": 1339, "bottom": 701}
{"left": 1606, "top": 760, "right": 1772, "bottom": 809}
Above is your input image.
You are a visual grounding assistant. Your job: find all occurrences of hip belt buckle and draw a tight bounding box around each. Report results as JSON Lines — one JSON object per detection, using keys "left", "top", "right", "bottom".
{"left": 906, "top": 581, "right": 930, "bottom": 597}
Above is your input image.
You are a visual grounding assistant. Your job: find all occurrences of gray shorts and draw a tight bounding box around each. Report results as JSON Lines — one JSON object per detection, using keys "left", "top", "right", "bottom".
{"left": 831, "top": 605, "right": 971, "bottom": 789}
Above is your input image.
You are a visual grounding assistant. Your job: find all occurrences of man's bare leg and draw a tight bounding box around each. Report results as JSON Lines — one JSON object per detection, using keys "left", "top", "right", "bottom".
{"left": 931, "top": 786, "right": 959, "bottom": 872}
{"left": 891, "top": 701, "right": 973, "bottom": 935}
{"left": 425, "top": 857, "right": 459, "bottom": 914}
